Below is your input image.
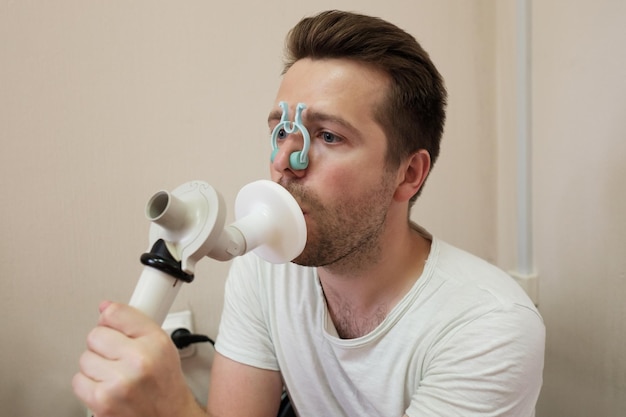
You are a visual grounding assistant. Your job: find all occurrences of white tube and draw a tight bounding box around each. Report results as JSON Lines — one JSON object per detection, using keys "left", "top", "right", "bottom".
{"left": 206, "top": 225, "right": 246, "bottom": 261}
{"left": 516, "top": 0, "right": 533, "bottom": 275}
{"left": 146, "top": 191, "right": 189, "bottom": 232}
{"left": 230, "top": 209, "right": 274, "bottom": 253}
{"left": 128, "top": 266, "right": 184, "bottom": 325}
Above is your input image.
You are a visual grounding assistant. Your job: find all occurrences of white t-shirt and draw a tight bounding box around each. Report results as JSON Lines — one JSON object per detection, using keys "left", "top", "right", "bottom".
{"left": 215, "top": 232, "right": 545, "bottom": 417}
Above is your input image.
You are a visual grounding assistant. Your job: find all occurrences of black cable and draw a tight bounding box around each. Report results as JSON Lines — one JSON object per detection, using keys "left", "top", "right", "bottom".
{"left": 170, "top": 328, "right": 215, "bottom": 349}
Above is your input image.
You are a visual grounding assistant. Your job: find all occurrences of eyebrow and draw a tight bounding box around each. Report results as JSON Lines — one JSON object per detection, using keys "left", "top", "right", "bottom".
{"left": 267, "top": 108, "right": 361, "bottom": 139}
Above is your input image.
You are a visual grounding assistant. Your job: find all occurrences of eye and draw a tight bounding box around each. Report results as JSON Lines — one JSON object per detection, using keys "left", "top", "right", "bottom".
{"left": 321, "top": 131, "right": 341, "bottom": 144}
{"left": 277, "top": 128, "right": 287, "bottom": 140}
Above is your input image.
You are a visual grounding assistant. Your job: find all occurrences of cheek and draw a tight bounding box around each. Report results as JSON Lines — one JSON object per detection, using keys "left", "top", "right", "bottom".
{"left": 269, "top": 167, "right": 280, "bottom": 182}
{"left": 313, "top": 166, "right": 366, "bottom": 201}
{"left": 312, "top": 142, "right": 382, "bottom": 172}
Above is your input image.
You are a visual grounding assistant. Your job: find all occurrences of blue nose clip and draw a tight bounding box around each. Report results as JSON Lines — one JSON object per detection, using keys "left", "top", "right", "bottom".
{"left": 270, "top": 101, "right": 310, "bottom": 170}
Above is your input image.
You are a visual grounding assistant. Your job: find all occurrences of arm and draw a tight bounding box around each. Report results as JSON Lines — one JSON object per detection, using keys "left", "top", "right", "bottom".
{"left": 206, "top": 255, "right": 285, "bottom": 416}
{"left": 72, "top": 301, "right": 208, "bottom": 417}
{"left": 207, "top": 352, "right": 283, "bottom": 417}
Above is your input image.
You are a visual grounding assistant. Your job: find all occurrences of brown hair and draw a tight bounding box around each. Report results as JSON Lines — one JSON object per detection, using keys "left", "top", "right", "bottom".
{"left": 283, "top": 10, "right": 447, "bottom": 202}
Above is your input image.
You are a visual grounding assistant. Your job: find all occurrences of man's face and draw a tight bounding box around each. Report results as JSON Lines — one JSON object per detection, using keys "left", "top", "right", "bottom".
{"left": 268, "top": 58, "right": 398, "bottom": 269}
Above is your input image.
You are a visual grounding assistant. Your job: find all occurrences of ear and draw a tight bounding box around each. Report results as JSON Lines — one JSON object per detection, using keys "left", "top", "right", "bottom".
{"left": 393, "top": 150, "right": 431, "bottom": 202}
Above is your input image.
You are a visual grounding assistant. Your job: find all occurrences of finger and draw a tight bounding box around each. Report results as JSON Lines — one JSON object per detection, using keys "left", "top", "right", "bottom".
{"left": 79, "top": 349, "right": 120, "bottom": 382}
{"left": 97, "top": 302, "right": 161, "bottom": 338}
{"left": 73, "top": 371, "right": 129, "bottom": 417}
{"left": 72, "top": 371, "right": 98, "bottom": 409}
{"left": 86, "top": 324, "right": 133, "bottom": 360}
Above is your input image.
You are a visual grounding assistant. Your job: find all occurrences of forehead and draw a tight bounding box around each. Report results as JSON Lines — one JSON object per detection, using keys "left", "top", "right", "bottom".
{"left": 273, "top": 58, "right": 389, "bottom": 124}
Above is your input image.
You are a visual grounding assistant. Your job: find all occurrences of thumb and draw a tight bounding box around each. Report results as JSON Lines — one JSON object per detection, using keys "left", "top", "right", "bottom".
{"left": 98, "top": 300, "right": 113, "bottom": 313}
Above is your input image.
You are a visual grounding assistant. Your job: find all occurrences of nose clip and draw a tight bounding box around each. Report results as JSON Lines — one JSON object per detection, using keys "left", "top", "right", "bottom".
{"left": 270, "top": 101, "right": 310, "bottom": 170}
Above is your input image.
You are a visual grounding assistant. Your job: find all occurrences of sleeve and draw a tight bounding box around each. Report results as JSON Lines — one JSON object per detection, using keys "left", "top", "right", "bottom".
{"left": 214, "top": 254, "right": 280, "bottom": 371}
{"left": 405, "top": 304, "right": 545, "bottom": 417}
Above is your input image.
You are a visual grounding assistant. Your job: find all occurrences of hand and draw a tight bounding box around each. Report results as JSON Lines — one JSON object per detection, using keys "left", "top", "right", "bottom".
{"left": 72, "top": 301, "right": 201, "bottom": 417}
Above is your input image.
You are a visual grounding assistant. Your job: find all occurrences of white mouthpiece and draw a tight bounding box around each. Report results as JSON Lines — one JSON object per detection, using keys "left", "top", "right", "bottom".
{"left": 233, "top": 180, "right": 307, "bottom": 263}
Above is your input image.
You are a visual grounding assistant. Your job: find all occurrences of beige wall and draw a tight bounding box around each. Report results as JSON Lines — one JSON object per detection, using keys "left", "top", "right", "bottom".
{"left": 532, "top": 1, "right": 626, "bottom": 415}
{"left": 0, "top": 1, "right": 624, "bottom": 416}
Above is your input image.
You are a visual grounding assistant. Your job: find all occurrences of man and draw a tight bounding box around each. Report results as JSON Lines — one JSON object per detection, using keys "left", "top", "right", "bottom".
{"left": 74, "top": 10, "right": 545, "bottom": 417}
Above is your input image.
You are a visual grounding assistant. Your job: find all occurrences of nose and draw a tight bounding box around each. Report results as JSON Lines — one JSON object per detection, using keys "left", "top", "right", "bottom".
{"left": 271, "top": 132, "right": 308, "bottom": 177}
{"left": 270, "top": 101, "right": 310, "bottom": 175}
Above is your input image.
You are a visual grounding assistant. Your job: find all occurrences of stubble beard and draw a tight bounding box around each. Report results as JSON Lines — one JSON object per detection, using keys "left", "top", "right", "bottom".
{"left": 281, "top": 175, "right": 395, "bottom": 276}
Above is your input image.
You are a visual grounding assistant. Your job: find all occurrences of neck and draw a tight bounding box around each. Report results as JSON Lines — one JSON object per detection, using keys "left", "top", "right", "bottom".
{"left": 318, "top": 222, "right": 430, "bottom": 338}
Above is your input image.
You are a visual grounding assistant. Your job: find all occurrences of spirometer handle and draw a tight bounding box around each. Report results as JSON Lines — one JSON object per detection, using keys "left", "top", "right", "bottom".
{"left": 127, "top": 237, "right": 197, "bottom": 325}
{"left": 128, "top": 266, "right": 183, "bottom": 326}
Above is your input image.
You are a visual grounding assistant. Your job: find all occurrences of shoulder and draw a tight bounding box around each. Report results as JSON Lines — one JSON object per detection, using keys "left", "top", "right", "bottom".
{"left": 429, "top": 238, "right": 539, "bottom": 315}
{"left": 410, "top": 236, "right": 544, "bottom": 352}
